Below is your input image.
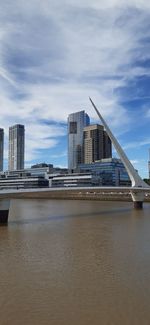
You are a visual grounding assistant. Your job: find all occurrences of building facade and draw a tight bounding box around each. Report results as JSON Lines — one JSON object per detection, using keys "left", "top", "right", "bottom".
{"left": 148, "top": 149, "right": 150, "bottom": 179}
{"left": 79, "top": 158, "right": 131, "bottom": 186}
{"left": 0, "top": 128, "right": 4, "bottom": 171}
{"left": 83, "top": 124, "right": 112, "bottom": 164}
{"left": 50, "top": 173, "right": 101, "bottom": 187}
{"left": 8, "top": 124, "right": 25, "bottom": 171}
{"left": 103, "top": 130, "right": 112, "bottom": 158}
{"left": 0, "top": 176, "right": 49, "bottom": 190}
{"left": 68, "top": 110, "right": 90, "bottom": 172}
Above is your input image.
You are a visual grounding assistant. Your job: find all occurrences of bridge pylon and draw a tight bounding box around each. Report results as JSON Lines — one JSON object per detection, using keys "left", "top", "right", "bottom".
{"left": 0, "top": 199, "right": 10, "bottom": 225}
{"left": 89, "top": 97, "right": 149, "bottom": 209}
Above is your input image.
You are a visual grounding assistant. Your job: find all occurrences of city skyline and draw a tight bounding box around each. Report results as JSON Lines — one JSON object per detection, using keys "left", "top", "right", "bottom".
{"left": 0, "top": 1, "right": 150, "bottom": 177}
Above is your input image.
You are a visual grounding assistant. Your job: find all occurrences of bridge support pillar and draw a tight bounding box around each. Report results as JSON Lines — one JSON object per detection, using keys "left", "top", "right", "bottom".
{"left": 0, "top": 199, "right": 10, "bottom": 225}
{"left": 133, "top": 201, "right": 143, "bottom": 209}
{"left": 130, "top": 191, "right": 144, "bottom": 209}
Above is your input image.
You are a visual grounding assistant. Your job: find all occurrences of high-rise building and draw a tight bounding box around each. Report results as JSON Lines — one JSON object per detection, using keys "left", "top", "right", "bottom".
{"left": 83, "top": 124, "right": 112, "bottom": 164}
{"left": 83, "top": 124, "right": 104, "bottom": 163}
{"left": 0, "top": 128, "right": 4, "bottom": 171}
{"left": 68, "top": 110, "right": 90, "bottom": 171}
{"left": 148, "top": 149, "right": 150, "bottom": 179}
{"left": 8, "top": 124, "right": 25, "bottom": 171}
{"left": 103, "top": 130, "right": 112, "bottom": 159}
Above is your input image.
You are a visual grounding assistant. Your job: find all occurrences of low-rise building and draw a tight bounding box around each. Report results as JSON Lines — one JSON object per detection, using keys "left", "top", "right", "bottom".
{"left": 78, "top": 158, "right": 131, "bottom": 186}
{"left": 0, "top": 176, "right": 49, "bottom": 190}
{"left": 3, "top": 166, "right": 68, "bottom": 179}
{"left": 49, "top": 173, "right": 101, "bottom": 187}
{"left": 0, "top": 166, "right": 68, "bottom": 189}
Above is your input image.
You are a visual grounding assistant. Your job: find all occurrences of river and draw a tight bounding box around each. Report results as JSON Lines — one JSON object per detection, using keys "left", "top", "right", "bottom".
{"left": 0, "top": 199, "right": 150, "bottom": 325}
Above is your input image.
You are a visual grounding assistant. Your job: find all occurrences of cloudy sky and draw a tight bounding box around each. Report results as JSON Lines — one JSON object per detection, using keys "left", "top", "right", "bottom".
{"left": 0, "top": 0, "right": 150, "bottom": 177}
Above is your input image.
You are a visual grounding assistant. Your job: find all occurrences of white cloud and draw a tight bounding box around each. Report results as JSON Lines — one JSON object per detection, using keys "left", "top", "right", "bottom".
{"left": 145, "top": 108, "right": 150, "bottom": 118}
{"left": 123, "top": 138, "right": 150, "bottom": 150}
{"left": 130, "top": 159, "right": 139, "bottom": 165}
{"left": 0, "top": 0, "right": 149, "bottom": 167}
{"left": 25, "top": 123, "right": 66, "bottom": 161}
{"left": 51, "top": 151, "right": 67, "bottom": 159}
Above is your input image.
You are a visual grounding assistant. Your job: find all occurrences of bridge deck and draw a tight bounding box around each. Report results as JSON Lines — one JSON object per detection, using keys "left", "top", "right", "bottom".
{"left": 0, "top": 186, "right": 149, "bottom": 200}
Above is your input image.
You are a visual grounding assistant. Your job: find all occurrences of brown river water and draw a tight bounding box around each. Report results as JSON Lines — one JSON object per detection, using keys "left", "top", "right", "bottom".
{"left": 0, "top": 199, "right": 150, "bottom": 325}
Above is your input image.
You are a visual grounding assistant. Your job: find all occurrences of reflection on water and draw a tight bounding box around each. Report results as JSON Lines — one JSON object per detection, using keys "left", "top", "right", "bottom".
{"left": 0, "top": 199, "right": 150, "bottom": 325}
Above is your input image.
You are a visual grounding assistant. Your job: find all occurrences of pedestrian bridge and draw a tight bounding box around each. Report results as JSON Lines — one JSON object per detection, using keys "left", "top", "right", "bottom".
{"left": 0, "top": 185, "right": 150, "bottom": 224}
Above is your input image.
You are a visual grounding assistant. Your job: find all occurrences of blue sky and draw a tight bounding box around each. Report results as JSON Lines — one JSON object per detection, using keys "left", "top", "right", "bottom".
{"left": 0, "top": 0, "right": 150, "bottom": 178}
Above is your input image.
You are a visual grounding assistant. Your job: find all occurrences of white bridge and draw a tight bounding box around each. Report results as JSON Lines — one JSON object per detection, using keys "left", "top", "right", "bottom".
{"left": 0, "top": 98, "right": 149, "bottom": 224}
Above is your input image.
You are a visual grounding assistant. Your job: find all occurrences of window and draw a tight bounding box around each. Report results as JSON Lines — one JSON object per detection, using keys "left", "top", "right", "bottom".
{"left": 69, "top": 122, "right": 77, "bottom": 134}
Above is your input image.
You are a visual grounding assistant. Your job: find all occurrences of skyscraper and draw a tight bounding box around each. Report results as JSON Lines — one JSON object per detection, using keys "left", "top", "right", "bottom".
{"left": 148, "top": 149, "right": 150, "bottom": 179}
{"left": 83, "top": 124, "right": 112, "bottom": 164}
{"left": 0, "top": 128, "right": 4, "bottom": 171}
{"left": 8, "top": 124, "right": 25, "bottom": 171}
{"left": 68, "top": 110, "right": 90, "bottom": 171}
{"left": 103, "top": 130, "right": 112, "bottom": 158}
{"left": 83, "top": 124, "right": 104, "bottom": 163}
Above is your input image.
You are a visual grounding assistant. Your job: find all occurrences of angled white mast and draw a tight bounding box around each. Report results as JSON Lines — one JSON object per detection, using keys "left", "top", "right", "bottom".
{"left": 89, "top": 97, "right": 149, "bottom": 188}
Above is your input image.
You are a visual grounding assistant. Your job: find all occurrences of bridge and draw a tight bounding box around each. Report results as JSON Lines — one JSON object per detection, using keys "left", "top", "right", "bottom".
{"left": 0, "top": 98, "right": 149, "bottom": 224}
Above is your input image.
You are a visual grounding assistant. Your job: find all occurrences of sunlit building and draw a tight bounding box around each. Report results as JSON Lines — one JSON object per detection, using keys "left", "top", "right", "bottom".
{"left": 83, "top": 124, "right": 112, "bottom": 164}
{"left": 8, "top": 124, "right": 25, "bottom": 171}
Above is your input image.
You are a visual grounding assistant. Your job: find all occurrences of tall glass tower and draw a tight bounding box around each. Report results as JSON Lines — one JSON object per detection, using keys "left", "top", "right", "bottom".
{"left": 8, "top": 124, "right": 25, "bottom": 171}
{"left": 148, "top": 149, "right": 150, "bottom": 179}
{"left": 68, "top": 110, "right": 90, "bottom": 172}
{"left": 0, "top": 128, "right": 4, "bottom": 171}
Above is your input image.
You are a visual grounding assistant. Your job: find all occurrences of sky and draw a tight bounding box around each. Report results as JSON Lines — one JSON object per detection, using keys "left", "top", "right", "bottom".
{"left": 0, "top": 0, "right": 150, "bottom": 178}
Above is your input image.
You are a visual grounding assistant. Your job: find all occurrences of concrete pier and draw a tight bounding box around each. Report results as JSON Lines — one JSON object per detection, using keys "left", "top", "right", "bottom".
{"left": 130, "top": 191, "right": 144, "bottom": 209}
{"left": 0, "top": 200, "right": 10, "bottom": 225}
{"left": 133, "top": 201, "right": 143, "bottom": 209}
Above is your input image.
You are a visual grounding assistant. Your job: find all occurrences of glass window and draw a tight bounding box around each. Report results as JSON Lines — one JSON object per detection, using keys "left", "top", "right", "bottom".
{"left": 69, "top": 122, "right": 77, "bottom": 134}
